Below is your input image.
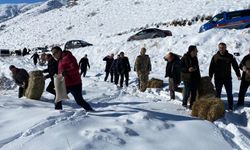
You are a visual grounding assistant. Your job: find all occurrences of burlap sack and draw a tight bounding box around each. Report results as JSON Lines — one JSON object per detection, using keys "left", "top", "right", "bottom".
{"left": 54, "top": 74, "right": 69, "bottom": 103}
{"left": 25, "top": 70, "right": 45, "bottom": 100}
{"left": 147, "top": 78, "right": 163, "bottom": 88}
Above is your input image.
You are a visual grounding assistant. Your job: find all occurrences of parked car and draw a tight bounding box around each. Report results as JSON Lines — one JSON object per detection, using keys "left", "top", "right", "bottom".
{"left": 127, "top": 28, "right": 172, "bottom": 41}
{"left": 0, "top": 49, "right": 11, "bottom": 57}
{"left": 64, "top": 40, "right": 93, "bottom": 50}
{"left": 199, "top": 9, "right": 250, "bottom": 33}
{"left": 32, "top": 47, "right": 49, "bottom": 53}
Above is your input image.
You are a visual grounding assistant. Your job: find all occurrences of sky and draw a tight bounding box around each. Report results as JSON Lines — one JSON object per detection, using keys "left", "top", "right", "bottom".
{"left": 0, "top": 0, "right": 45, "bottom": 4}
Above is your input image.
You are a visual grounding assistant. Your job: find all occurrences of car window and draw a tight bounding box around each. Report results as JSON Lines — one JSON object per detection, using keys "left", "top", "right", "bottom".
{"left": 227, "top": 12, "right": 242, "bottom": 20}
{"left": 211, "top": 14, "right": 224, "bottom": 22}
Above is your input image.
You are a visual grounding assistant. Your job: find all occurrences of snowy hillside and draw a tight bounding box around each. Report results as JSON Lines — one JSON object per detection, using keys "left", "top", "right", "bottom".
{"left": 0, "top": 0, "right": 250, "bottom": 150}
{"left": 0, "top": 3, "right": 40, "bottom": 24}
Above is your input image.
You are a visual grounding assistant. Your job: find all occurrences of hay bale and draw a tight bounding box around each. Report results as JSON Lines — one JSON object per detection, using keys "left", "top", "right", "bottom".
{"left": 197, "top": 100, "right": 211, "bottom": 120}
{"left": 198, "top": 76, "right": 216, "bottom": 99}
{"left": 207, "top": 103, "right": 225, "bottom": 122}
{"left": 192, "top": 97, "right": 225, "bottom": 122}
{"left": 25, "top": 70, "right": 45, "bottom": 100}
{"left": 147, "top": 78, "right": 163, "bottom": 88}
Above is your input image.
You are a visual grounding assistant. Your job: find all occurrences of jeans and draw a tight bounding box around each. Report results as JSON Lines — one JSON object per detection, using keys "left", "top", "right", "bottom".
{"left": 237, "top": 79, "right": 250, "bottom": 106}
{"left": 55, "top": 84, "right": 93, "bottom": 111}
{"left": 104, "top": 71, "right": 113, "bottom": 82}
{"left": 182, "top": 81, "right": 198, "bottom": 108}
{"left": 214, "top": 79, "right": 233, "bottom": 110}
{"left": 120, "top": 72, "right": 129, "bottom": 87}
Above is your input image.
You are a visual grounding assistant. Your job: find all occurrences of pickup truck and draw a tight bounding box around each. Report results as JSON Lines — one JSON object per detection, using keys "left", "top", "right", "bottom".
{"left": 199, "top": 9, "right": 250, "bottom": 33}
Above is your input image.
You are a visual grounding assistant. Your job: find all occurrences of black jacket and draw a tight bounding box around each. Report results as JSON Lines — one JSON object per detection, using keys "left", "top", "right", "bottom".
{"left": 181, "top": 53, "right": 201, "bottom": 82}
{"left": 239, "top": 54, "right": 250, "bottom": 81}
{"left": 165, "top": 54, "right": 181, "bottom": 84}
{"left": 79, "top": 57, "right": 90, "bottom": 70}
{"left": 118, "top": 57, "right": 131, "bottom": 74}
{"left": 12, "top": 68, "right": 29, "bottom": 87}
{"left": 43, "top": 58, "right": 58, "bottom": 80}
{"left": 209, "top": 51, "right": 240, "bottom": 80}
{"left": 103, "top": 56, "right": 114, "bottom": 72}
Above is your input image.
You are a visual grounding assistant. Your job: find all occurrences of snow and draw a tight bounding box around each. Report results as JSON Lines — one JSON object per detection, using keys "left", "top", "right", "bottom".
{"left": 0, "top": 0, "right": 250, "bottom": 149}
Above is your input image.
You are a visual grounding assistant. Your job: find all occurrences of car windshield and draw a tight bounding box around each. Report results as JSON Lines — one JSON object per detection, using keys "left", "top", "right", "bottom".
{"left": 211, "top": 14, "right": 224, "bottom": 22}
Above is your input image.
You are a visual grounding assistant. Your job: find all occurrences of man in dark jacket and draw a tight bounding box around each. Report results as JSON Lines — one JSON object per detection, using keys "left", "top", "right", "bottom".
{"left": 134, "top": 47, "right": 152, "bottom": 92}
{"left": 237, "top": 47, "right": 250, "bottom": 107}
{"left": 117, "top": 52, "right": 131, "bottom": 87}
{"left": 110, "top": 54, "right": 120, "bottom": 85}
{"left": 9, "top": 65, "right": 29, "bottom": 98}
{"left": 209, "top": 42, "right": 241, "bottom": 110}
{"left": 103, "top": 53, "right": 114, "bottom": 82}
{"left": 79, "top": 54, "right": 90, "bottom": 77}
{"left": 43, "top": 54, "right": 58, "bottom": 108}
{"left": 164, "top": 52, "right": 181, "bottom": 100}
{"left": 31, "top": 52, "right": 39, "bottom": 66}
{"left": 52, "top": 46, "right": 94, "bottom": 111}
{"left": 181, "top": 45, "right": 201, "bottom": 109}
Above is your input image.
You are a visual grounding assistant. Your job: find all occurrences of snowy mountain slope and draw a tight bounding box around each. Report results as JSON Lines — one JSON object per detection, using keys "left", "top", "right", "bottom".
{"left": 0, "top": 0, "right": 250, "bottom": 149}
{"left": 0, "top": 0, "right": 249, "bottom": 49}
{"left": 0, "top": 3, "right": 40, "bottom": 24}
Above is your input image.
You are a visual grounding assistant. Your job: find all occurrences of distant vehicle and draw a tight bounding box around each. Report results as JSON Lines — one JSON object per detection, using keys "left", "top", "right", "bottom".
{"left": 32, "top": 47, "right": 49, "bottom": 53}
{"left": 127, "top": 28, "right": 172, "bottom": 41}
{"left": 0, "top": 49, "right": 10, "bottom": 57}
{"left": 64, "top": 40, "right": 93, "bottom": 50}
{"left": 199, "top": 9, "right": 250, "bottom": 33}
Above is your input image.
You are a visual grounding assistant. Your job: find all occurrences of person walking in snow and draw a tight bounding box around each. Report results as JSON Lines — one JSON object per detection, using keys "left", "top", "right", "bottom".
{"left": 79, "top": 54, "right": 90, "bottom": 77}
{"left": 42, "top": 54, "right": 58, "bottom": 109}
{"left": 103, "top": 53, "right": 114, "bottom": 82}
{"left": 134, "top": 47, "right": 152, "bottom": 92}
{"left": 117, "top": 52, "right": 131, "bottom": 88}
{"left": 237, "top": 47, "right": 250, "bottom": 107}
{"left": 110, "top": 54, "right": 120, "bottom": 85}
{"left": 164, "top": 52, "right": 181, "bottom": 100}
{"left": 209, "top": 42, "right": 241, "bottom": 110}
{"left": 51, "top": 46, "right": 94, "bottom": 111}
{"left": 9, "top": 65, "right": 29, "bottom": 98}
{"left": 181, "top": 45, "right": 201, "bottom": 109}
{"left": 30, "top": 52, "right": 39, "bottom": 66}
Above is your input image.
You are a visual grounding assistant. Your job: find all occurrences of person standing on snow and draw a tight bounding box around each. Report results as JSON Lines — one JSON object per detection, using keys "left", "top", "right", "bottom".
{"left": 51, "top": 46, "right": 94, "bottom": 111}
{"left": 103, "top": 53, "right": 114, "bottom": 82}
{"left": 237, "top": 47, "right": 250, "bottom": 107}
{"left": 134, "top": 47, "right": 152, "bottom": 92}
{"left": 117, "top": 52, "right": 131, "bottom": 88}
{"left": 181, "top": 45, "right": 201, "bottom": 109}
{"left": 209, "top": 42, "right": 241, "bottom": 110}
{"left": 30, "top": 52, "right": 39, "bottom": 66}
{"left": 9, "top": 65, "right": 29, "bottom": 98}
{"left": 164, "top": 52, "right": 181, "bottom": 100}
{"left": 110, "top": 54, "right": 120, "bottom": 85}
{"left": 79, "top": 54, "right": 90, "bottom": 77}
{"left": 42, "top": 54, "right": 58, "bottom": 109}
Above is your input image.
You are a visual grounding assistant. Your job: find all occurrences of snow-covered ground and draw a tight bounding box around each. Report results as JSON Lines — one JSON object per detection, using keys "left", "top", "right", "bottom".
{"left": 0, "top": 0, "right": 250, "bottom": 149}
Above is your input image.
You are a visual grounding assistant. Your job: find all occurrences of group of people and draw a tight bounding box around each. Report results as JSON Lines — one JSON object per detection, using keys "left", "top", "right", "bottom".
{"left": 9, "top": 43, "right": 250, "bottom": 112}
{"left": 103, "top": 52, "right": 131, "bottom": 88}
{"left": 10, "top": 46, "right": 94, "bottom": 111}
{"left": 102, "top": 48, "right": 152, "bottom": 92}
{"left": 165, "top": 43, "right": 250, "bottom": 110}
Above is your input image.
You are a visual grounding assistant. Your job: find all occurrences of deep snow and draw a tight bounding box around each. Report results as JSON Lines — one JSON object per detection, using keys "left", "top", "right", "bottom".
{"left": 0, "top": 0, "right": 250, "bottom": 150}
